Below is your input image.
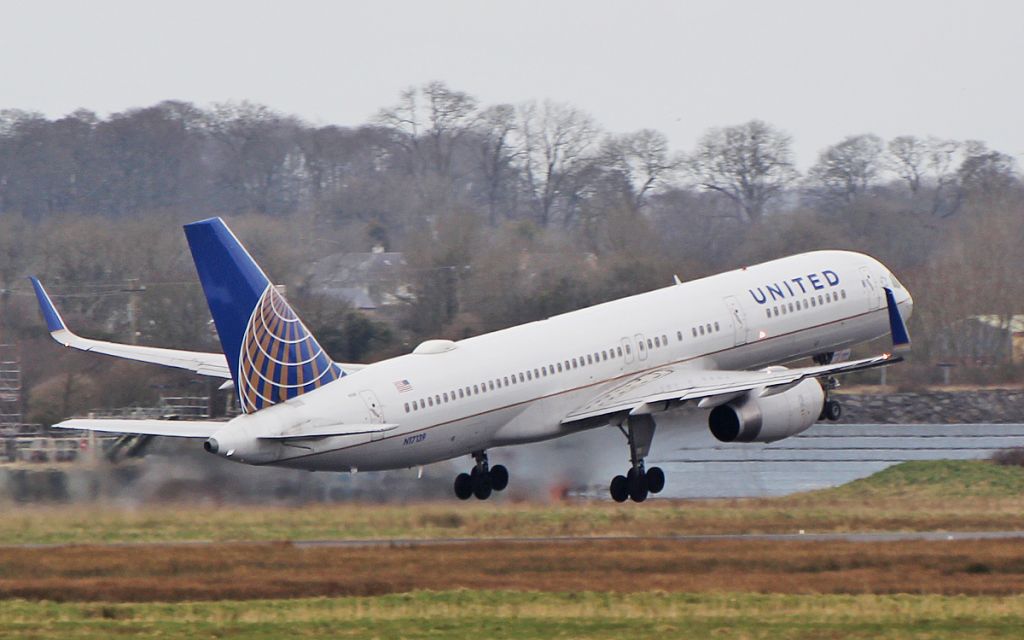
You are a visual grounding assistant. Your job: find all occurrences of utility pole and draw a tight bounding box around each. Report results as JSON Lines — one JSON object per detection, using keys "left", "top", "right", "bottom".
{"left": 122, "top": 279, "right": 146, "bottom": 345}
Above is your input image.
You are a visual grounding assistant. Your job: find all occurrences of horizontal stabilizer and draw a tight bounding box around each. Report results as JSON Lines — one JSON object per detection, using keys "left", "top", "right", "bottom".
{"left": 29, "top": 276, "right": 368, "bottom": 381}
{"left": 258, "top": 423, "right": 398, "bottom": 440}
{"left": 30, "top": 277, "right": 233, "bottom": 379}
{"left": 54, "top": 419, "right": 226, "bottom": 438}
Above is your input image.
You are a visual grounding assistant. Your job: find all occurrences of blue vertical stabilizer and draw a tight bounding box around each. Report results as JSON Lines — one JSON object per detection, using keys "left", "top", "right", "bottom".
{"left": 184, "top": 218, "right": 343, "bottom": 413}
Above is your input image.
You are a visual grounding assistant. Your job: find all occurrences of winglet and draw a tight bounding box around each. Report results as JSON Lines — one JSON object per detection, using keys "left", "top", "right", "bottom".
{"left": 29, "top": 277, "right": 67, "bottom": 333}
{"left": 884, "top": 287, "right": 911, "bottom": 353}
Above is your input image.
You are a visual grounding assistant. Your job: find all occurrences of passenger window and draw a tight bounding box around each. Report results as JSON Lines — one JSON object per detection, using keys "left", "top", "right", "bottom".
{"left": 624, "top": 345, "right": 630, "bottom": 355}
{"left": 699, "top": 325, "right": 705, "bottom": 335}
{"left": 572, "top": 358, "right": 578, "bottom": 368}
{"left": 404, "top": 402, "right": 409, "bottom": 413}
{"left": 788, "top": 303, "right": 794, "bottom": 313}
{"left": 714, "top": 322, "right": 720, "bottom": 332}
{"left": 654, "top": 337, "right": 660, "bottom": 347}
{"left": 811, "top": 298, "right": 816, "bottom": 307}
{"left": 646, "top": 339, "right": 653, "bottom": 349}
{"left": 504, "top": 376, "right": 510, "bottom": 386}
{"left": 473, "top": 385, "right": 479, "bottom": 394}
{"left": 557, "top": 363, "right": 563, "bottom": 372}
{"left": 818, "top": 295, "right": 824, "bottom": 305}
{"left": 662, "top": 334, "right": 668, "bottom": 344}
{"left": 488, "top": 381, "right": 494, "bottom": 391}
{"left": 841, "top": 290, "right": 846, "bottom": 299}
{"left": 428, "top": 397, "right": 434, "bottom": 407}
{"left": 706, "top": 324, "right": 712, "bottom": 333}
{"left": 692, "top": 327, "right": 698, "bottom": 337}
{"left": 443, "top": 392, "right": 449, "bottom": 402}
{"left": 458, "top": 389, "right": 464, "bottom": 399}
{"left": 677, "top": 331, "right": 683, "bottom": 341}
{"left": 587, "top": 355, "right": 593, "bottom": 365}
{"left": 435, "top": 395, "right": 441, "bottom": 404}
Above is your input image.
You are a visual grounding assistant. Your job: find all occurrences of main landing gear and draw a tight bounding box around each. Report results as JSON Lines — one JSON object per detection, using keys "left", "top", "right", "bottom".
{"left": 609, "top": 414, "right": 665, "bottom": 503}
{"left": 814, "top": 353, "right": 842, "bottom": 422}
{"left": 453, "top": 450, "right": 509, "bottom": 500}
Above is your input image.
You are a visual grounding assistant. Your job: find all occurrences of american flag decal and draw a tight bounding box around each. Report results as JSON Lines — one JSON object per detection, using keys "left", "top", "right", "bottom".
{"left": 237, "top": 285, "right": 343, "bottom": 413}
{"left": 393, "top": 379, "right": 413, "bottom": 393}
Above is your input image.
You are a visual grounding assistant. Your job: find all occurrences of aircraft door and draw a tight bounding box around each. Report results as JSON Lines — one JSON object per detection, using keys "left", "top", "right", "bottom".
{"left": 723, "top": 296, "right": 748, "bottom": 346}
{"left": 358, "top": 390, "right": 386, "bottom": 441}
{"left": 634, "top": 333, "right": 648, "bottom": 361}
{"left": 859, "top": 267, "right": 882, "bottom": 310}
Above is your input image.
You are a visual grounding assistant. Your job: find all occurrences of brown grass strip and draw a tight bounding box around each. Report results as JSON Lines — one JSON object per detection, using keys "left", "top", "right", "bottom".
{"left": 1, "top": 538, "right": 1022, "bottom": 602}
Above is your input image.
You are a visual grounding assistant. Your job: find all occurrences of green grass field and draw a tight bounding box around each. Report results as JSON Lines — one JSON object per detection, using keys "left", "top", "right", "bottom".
{"left": 3, "top": 591, "right": 1023, "bottom": 639}
{"left": 1, "top": 461, "right": 1021, "bottom": 545}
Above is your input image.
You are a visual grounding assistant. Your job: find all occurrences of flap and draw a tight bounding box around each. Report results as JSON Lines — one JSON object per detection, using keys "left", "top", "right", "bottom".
{"left": 562, "top": 353, "right": 900, "bottom": 424}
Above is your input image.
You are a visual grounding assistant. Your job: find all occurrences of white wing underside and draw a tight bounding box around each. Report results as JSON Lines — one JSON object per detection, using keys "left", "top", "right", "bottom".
{"left": 563, "top": 354, "right": 899, "bottom": 424}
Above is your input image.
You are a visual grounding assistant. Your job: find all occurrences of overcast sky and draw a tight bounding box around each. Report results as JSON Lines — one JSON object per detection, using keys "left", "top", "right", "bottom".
{"left": 4, "top": 0, "right": 1022, "bottom": 168}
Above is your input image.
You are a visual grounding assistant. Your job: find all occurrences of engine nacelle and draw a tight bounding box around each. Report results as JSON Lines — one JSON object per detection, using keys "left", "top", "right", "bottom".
{"left": 708, "top": 378, "right": 824, "bottom": 443}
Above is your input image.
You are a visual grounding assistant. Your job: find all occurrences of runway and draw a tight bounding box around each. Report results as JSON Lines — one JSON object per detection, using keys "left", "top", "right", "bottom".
{"left": 7, "top": 529, "right": 1024, "bottom": 551}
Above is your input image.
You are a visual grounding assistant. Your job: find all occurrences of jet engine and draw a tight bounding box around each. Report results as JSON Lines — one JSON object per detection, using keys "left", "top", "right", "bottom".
{"left": 708, "top": 378, "right": 824, "bottom": 443}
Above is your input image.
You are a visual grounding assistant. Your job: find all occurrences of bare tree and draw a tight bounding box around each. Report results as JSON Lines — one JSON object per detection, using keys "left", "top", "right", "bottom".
{"left": 517, "top": 101, "right": 600, "bottom": 227}
{"left": 599, "top": 129, "right": 682, "bottom": 210}
{"left": 689, "top": 120, "right": 798, "bottom": 222}
{"left": 886, "top": 135, "right": 928, "bottom": 194}
{"left": 806, "top": 134, "right": 884, "bottom": 204}
{"left": 376, "top": 81, "right": 479, "bottom": 181}
{"left": 474, "top": 104, "right": 522, "bottom": 225}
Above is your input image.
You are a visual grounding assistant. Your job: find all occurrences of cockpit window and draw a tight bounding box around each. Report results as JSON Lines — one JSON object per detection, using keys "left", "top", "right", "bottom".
{"left": 890, "top": 273, "right": 904, "bottom": 290}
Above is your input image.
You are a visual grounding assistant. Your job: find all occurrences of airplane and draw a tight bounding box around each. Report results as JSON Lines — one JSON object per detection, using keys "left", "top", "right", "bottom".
{"left": 31, "top": 217, "right": 913, "bottom": 503}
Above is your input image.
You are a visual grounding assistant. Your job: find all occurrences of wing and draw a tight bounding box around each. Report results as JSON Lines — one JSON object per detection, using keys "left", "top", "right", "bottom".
{"left": 55, "top": 418, "right": 397, "bottom": 440}
{"left": 562, "top": 354, "right": 898, "bottom": 424}
{"left": 30, "top": 277, "right": 365, "bottom": 379}
{"left": 564, "top": 284, "right": 911, "bottom": 426}
{"left": 55, "top": 419, "right": 225, "bottom": 438}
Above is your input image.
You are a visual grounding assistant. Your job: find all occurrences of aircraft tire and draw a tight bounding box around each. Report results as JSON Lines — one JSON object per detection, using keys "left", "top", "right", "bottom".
{"left": 610, "top": 475, "right": 629, "bottom": 502}
{"left": 490, "top": 464, "right": 509, "bottom": 491}
{"left": 646, "top": 466, "right": 666, "bottom": 494}
{"left": 825, "top": 400, "right": 842, "bottom": 422}
{"left": 454, "top": 473, "right": 473, "bottom": 500}
{"left": 628, "top": 471, "right": 649, "bottom": 503}
{"left": 472, "top": 469, "right": 493, "bottom": 500}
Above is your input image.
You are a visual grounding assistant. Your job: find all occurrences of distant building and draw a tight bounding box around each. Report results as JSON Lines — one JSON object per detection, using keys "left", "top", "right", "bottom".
{"left": 944, "top": 315, "right": 1024, "bottom": 365}
{"left": 305, "top": 247, "right": 411, "bottom": 314}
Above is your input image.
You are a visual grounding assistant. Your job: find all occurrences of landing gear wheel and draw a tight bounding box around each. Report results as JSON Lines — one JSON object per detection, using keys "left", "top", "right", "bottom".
{"left": 646, "top": 466, "right": 665, "bottom": 494}
{"left": 610, "top": 475, "right": 629, "bottom": 502}
{"left": 825, "top": 399, "right": 842, "bottom": 422}
{"left": 627, "top": 467, "right": 649, "bottom": 503}
{"left": 470, "top": 466, "right": 492, "bottom": 500}
{"left": 454, "top": 473, "right": 473, "bottom": 500}
{"left": 490, "top": 464, "right": 509, "bottom": 491}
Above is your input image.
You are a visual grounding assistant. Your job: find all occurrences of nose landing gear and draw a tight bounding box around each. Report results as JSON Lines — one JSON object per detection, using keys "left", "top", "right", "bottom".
{"left": 609, "top": 414, "right": 665, "bottom": 503}
{"left": 453, "top": 450, "right": 509, "bottom": 500}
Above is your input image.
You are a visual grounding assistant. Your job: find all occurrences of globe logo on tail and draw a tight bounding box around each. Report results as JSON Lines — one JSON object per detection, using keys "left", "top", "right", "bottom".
{"left": 237, "top": 286, "right": 342, "bottom": 413}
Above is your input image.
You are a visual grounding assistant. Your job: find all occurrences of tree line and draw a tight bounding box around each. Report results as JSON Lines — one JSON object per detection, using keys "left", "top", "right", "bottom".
{"left": 1, "top": 82, "right": 1022, "bottom": 423}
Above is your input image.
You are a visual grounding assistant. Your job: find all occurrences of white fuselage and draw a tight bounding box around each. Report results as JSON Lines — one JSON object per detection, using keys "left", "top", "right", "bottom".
{"left": 209, "top": 250, "right": 912, "bottom": 471}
